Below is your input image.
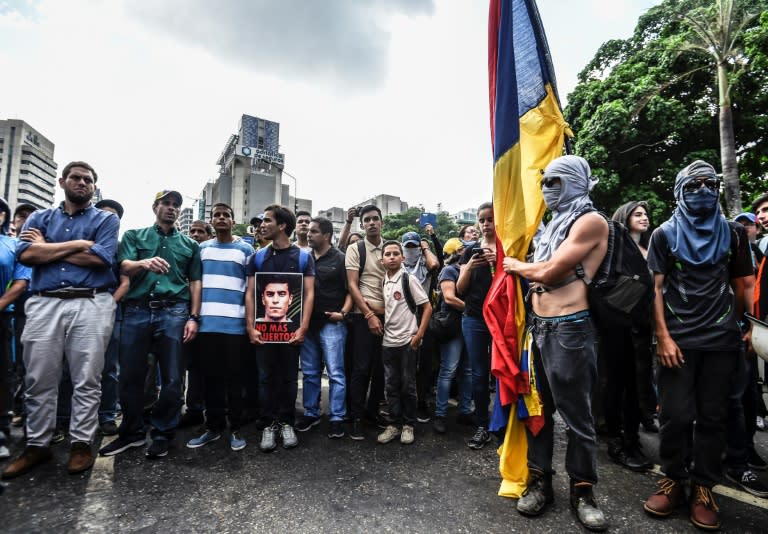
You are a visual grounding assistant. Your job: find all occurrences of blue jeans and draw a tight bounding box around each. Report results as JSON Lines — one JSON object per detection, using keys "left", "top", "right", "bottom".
{"left": 462, "top": 315, "right": 491, "bottom": 427}
{"left": 301, "top": 321, "right": 347, "bottom": 421}
{"left": 435, "top": 335, "right": 472, "bottom": 417}
{"left": 99, "top": 318, "right": 121, "bottom": 424}
{"left": 528, "top": 315, "right": 599, "bottom": 484}
{"left": 118, "top": 303, "right": 188, "bottom": 441}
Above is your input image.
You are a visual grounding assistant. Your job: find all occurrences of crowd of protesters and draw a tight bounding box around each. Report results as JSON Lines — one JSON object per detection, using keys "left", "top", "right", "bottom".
{"left": 0, "top": 158, "right": 767, "bottom": 531}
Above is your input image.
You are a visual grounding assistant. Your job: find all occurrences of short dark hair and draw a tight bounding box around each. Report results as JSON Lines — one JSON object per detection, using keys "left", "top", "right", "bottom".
{"left": 752, "top": 194, "right": 768, "bottom": 214}
{"left": 311, "top": 217, "right": 334, "bottom": 240}
{"left": 257, "top": 272, "right": 301, "bottom": 294}
{"left": 211, "top": 203, "right": 234, "bottom": 219}
{"left": 382, "top": 240, "right": 403, "bottom": 254}
{"left": 191, "top": 220, "right": 214, "bottom": 236}
{"left": 13, "top": 203, "right": 37, "bottom": 219}
{"left": 62, "top": 161, "right": 98, "bottom": 183}
{"left": 296, "top": 210, "right": 312, "bottom": 219}
{"left": 264, "top": 204, "right": 296, "bottom": 236}
{"left": 359, "top": 204, "right": 382, "bottom": 220}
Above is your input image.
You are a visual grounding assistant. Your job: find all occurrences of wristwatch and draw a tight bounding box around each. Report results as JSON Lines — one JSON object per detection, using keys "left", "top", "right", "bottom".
{"left": 188, "top": 314, "right": 201, "bottom": 323}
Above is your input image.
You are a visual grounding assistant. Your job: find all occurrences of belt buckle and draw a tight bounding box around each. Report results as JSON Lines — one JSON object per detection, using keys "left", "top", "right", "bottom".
{"left": 148, "top": 300, "right": 163, "bottom": 309}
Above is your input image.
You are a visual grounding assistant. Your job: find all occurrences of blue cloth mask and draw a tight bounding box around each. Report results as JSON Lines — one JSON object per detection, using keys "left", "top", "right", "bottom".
{"left": 683, "top": 188, "right": 718, "bottom": 215}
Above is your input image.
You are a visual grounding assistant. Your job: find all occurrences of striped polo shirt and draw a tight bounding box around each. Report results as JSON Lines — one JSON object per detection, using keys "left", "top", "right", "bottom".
{"left": 199, "top": 238, "right": 254, "bottom": 335}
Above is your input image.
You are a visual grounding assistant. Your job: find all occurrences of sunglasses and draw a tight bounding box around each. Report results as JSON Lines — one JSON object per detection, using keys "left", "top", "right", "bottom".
{"left": 683, "top": 178, "right": 719, "bottom": 193}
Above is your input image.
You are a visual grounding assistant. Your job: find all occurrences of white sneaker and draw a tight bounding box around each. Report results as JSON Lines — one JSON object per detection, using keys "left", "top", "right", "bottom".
{"left": 280, "top": 423, "right": 298, "bottom": 449}
{"left": 757, "top": 416, "right": 766, "bottom": 432}
{"left": 401, "top": 425, "right": 414, "bottom": 445}
{"left": 377, "top": 425, "right": 401, "bottom": 444}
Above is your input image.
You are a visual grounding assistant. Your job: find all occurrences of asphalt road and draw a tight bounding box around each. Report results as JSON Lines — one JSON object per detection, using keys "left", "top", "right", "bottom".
{"left": 2, "top": 396, "right": 767, "bottom": 533}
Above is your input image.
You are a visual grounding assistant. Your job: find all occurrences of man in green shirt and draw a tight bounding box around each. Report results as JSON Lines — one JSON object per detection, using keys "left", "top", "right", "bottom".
{"left": 99, "top": 190, "right": 202, "bottom": 460}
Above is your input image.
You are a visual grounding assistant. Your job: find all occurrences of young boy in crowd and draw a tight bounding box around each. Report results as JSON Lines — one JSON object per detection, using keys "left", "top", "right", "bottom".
{"left": 377, "top": 241, "right": 432, "bottom": 445}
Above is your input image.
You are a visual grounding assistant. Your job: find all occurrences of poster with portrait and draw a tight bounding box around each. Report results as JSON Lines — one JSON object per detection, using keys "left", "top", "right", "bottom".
{"left": 254, "top": 272, "right": 303, "bottom": 343}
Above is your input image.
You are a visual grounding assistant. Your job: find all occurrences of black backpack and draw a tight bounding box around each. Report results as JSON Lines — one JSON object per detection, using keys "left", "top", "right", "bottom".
{"left": 565, "top": 209, "right": 654, "bottom": 327}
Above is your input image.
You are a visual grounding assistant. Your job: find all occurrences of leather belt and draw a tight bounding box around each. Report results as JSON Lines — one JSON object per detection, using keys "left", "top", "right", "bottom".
{"left": 35, "top": 288, "right": 108, "bottom": 299}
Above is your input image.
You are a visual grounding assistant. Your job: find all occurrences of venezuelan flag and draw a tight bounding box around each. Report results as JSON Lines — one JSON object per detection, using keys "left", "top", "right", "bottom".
{"left": 485, "top": 0, "right": 572, "bottom": 498}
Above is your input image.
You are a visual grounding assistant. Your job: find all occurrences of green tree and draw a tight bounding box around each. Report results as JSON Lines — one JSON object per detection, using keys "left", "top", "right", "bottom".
{"left": 565, "top": 0, "right": 767, "bottom": 223}
{"left": 381, "top": 208, "right": 459, "bottom": 246}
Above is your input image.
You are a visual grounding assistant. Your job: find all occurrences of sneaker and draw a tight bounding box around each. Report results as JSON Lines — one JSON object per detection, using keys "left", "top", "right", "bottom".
{"left": 400, "top": 425, "right": 414, "bottom": 444}
{"left": 416, "top": 406, "right": 431, "bottom": 424}
{"left": 0, "top": 445, "right": 9, "bottom": 460}
{"left": 99, "top": 436, "right": 146, "bottom": 457}
{"left": 260, "top": 424, "right": 278, "bottom": 452}
{"left": 349, "top": 419, "right": 365, "bottom": 441}
{"left": 726, "top": 469, "right": 768, "bottom": 497}
{"left": 689, "top": 484, "right": 720, "bottom": 531}
{"left": 433, "top": 416, "right": 447, "bottom": 434}
{"left": 757, "top": 416, "right": 766, "bottom": 432}
{"left": 517, "top": 468, "right": 554, "bottom": 516}
{"left": 280, "top": 423, "right": 298, "bottom": 449}
{"left": 186, "top": 430, "right": 221, "bottom": 449}
{"left": 644, "top": 477, "right": 686, "bottom": 517}
{"left": 328, "top": 421, "right": 345, "bottom": 439}
{"left": 229, "top": 431, "right": 247, "bottom": 451}
{"left": 51, "top": 424, "right": 67, "bottom": 445}
{"left": 295, "top": 415, "right": 321, "bottom": 432}
{"left": 467, "top": 426, "right": 492, "bottom": 450}
{"left": 145, "top": 439, "right": 169, "bottom": 459}
{"left": 377, "top": 425, "right": 401, "bottom": 444}
{"left": 748, "top": 447, "right": 767, "bottom": 471}
{"left": 99, "top": 421, "right": 118, "bottom": 436}
{"left": 570, "top": 481, "right": 608, "bottom": 532}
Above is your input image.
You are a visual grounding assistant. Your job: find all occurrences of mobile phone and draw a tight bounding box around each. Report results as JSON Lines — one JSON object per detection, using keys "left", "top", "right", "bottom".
{"left": 471, "top": 247, "right": 484, "bottom": 257}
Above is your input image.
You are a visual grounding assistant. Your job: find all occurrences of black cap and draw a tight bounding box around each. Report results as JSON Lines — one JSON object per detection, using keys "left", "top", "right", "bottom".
{"left": 95, "top": 199, "right": 125, "bottom": 220}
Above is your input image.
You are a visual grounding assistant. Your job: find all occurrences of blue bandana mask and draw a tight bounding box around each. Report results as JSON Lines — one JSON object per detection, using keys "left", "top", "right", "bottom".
{"left": 542, "top": 184, "right": 561, "bottom": 211}
{"left": 683, "top": 187, "right": 718, "bottom": 215}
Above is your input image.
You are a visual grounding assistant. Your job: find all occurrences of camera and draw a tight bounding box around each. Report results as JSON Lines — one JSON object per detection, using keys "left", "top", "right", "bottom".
{"left": 355, "top": 206, "right": 363, "bottom": 217}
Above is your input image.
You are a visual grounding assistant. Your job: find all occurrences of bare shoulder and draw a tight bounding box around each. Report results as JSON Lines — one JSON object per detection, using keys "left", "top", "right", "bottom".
{"left": 570, "top": 211, "right": 608, "bottom": 241}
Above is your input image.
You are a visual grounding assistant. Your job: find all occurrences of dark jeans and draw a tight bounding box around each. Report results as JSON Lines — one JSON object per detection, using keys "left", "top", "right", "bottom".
{"left": 462, "top": 315, "right": 491, "bottom": 428}
{"left": 0, "top": 314, "right": 12, "bottom": 430}
{"left": 416, "top": 329, "right": 435, "bottom": 409}
{"left": 183, "top": 337, "right": 205, "bottom": 416}
{"left": 348, "top": 314, "right": 385, "bottom": 421}
{"left": 725, "top": 348, "right": 759, "bottom": 471}
{"left": 657, "top": 348, "right": 737, "bottom": 488}
{"left": 382, "top": 343, "right": 418, "bottom": 426}
{"left": 256, "top": 342, "right": 299, "bottom": 425}
{"left": 118, "top": 303, "right": 188, "bottom": 441}
{"left": 633, "top": 326, "right": 657, "bottom": 423}
{"left": 528, "top": 315, "right": 599, "bottom": 484}
{"left": 198, "top": 333, "right": 245, "bottom": 432}
{"left": 600, "top": 326, "right": 641, "bottom": 444}
{"left": 99, "top": 318, "right": 121, "bottom": 424}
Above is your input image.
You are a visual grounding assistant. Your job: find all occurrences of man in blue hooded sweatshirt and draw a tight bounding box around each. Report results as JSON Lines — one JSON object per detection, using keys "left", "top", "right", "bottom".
{"left": 642, "top": 160, "right": 753, "bottom": 531}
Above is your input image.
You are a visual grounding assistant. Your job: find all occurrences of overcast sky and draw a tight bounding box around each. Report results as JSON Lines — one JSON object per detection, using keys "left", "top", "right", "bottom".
{"left": 1, "top": 0, "right": 658, "bottom": 232}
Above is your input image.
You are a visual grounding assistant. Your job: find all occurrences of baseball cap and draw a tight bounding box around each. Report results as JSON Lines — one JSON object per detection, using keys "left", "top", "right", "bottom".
{"left": 95, "top": 199, "right": 125, "bottom": 220}
{"left": 250, "top": 214, "right": 265, "bottom": 225}
{"left": 154, "top": 190, "right": 182, "bottom": 206}
{"left": 443, "top": 237, "right": 464, "bottom": 256}
{"left": 401, "top": 231, "right": 421, "bottom": 246}
{"left": 734, "top": 212, "right": 756, "bottom": 224}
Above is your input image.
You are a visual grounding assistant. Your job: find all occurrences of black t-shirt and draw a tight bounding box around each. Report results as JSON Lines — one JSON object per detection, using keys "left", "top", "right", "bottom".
{"left": 646, "top": 222, "right": 752, "bottom": 350}
{"left": 437, "top": 263, "right": 461, "bottom": 314}
{"left": 310, "top": 247, "right": 347, "bottom": 328}
{"left": 458, "top": 247, "right": 493, "bottom": 318}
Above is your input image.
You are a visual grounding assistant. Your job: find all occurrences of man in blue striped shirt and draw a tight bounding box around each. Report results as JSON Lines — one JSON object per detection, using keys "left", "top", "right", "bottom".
{"left": 186, "top": 203, "right": 254, "bottom": 452}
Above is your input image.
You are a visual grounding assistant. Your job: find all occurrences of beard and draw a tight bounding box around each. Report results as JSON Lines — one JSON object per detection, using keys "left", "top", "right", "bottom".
{"left": 65, "top": 188, "right": 94, "bottom": 205}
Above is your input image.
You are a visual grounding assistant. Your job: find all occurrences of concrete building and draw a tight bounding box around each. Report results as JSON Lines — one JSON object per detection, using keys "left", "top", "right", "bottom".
{"left": 201, "top": 114, "right": 311, "bottom": 223}
{"left": 318, "top": 195, "right": 409, "bottom": 246}
{"left": 451, "top": 208, "right": 477, "bottom": 225}
{"left": 0, "top": 119, "right": 57, "bottom": 209}
{"left": 178, "top": 207, "right": 194, "bottom": 235}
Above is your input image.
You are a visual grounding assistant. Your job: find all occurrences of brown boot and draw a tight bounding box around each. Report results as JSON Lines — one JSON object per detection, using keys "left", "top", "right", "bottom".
{"left": 644, "top": 477, "right": 686, "bottom": 517}
{"left": 690, "top": 484, "right": 720, "bottom": 531}
{"left": 1, "top": 445, "right": 53, "bottom": 479}
{"left": 67, "top": 442, "right": 95, "bottom": 475}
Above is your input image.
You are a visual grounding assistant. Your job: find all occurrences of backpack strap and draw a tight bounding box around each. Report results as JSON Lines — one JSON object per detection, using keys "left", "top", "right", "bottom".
{"left": 401, "top": 271, "right": 418, "bottom": 315}
{"left": 357, "top": 239, "right": 366, "bottom": 278}
{"left": 253, "top": 245, "right": 271, "bottom": 271}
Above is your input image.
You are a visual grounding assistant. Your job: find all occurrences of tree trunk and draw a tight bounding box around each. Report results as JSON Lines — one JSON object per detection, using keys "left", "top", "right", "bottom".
{"left": 718, "top": 63, "right": 741, "bottom": 216}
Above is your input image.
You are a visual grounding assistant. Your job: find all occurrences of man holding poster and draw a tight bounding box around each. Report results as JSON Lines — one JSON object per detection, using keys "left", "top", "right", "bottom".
{"left": 245, "top": 205, "right": 314, "bottom": 453}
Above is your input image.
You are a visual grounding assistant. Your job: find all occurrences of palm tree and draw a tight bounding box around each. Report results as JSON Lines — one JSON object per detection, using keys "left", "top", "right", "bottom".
{"left": 681, "top": 0, "right": 755, "bottom": 215}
